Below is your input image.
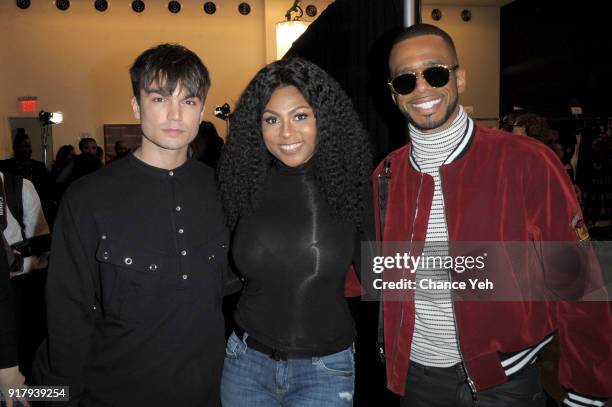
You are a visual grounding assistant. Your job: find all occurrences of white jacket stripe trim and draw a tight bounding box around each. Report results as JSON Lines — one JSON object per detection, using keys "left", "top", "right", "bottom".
{"left": 566, "top": 392, "right": 605, "bottom": 406}
{"left": 503, "top": 335, "right": 554, "bottom": 376}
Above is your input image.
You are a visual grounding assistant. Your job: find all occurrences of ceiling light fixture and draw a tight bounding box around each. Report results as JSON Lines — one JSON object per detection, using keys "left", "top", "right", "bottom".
{"left": 305, "top": 4, "right": 317, "bottom": 17}
{"left": 168, "top": 1, "right": 181, "bottom": 13}
{"left": 276, "top": 1, "right": 310, "bottom": 60}
{"left": 238, "top": 2, "right": 250, "bottom": 15}
{"left": 56, "top": 0, "right": 70, "bottom": 11}
{"left": 16, "top": 0, "right": 30, "bottom": 10}
{"left": 203, "top": 1, "right": 216, "bottom": 14}
{"left": 94, "top": 0, "right": 108, "bottom": 12}
{"left": 431, "top": 8, "right": 442, "bottom": 21}
{"left": 461, "top": 9, "right": 472, "bottom": 22}
{"left": 131, "top": 0, "right": 145, "bottom": 13}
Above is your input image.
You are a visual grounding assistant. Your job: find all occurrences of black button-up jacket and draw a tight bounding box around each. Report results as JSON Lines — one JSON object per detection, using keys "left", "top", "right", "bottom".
{"left": 36, "top": 154, "right": 228, "bottom": 406}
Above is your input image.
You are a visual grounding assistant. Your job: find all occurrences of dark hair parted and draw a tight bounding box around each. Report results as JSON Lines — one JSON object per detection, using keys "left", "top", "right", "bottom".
{"left": 217, "top": 58, "right": 372, "bottom": 231}
{"left": 392, "top": 23, "right": 458, "bottom": 62}
{"left": 129, "top": 43, "right": 211, "bottom": 103}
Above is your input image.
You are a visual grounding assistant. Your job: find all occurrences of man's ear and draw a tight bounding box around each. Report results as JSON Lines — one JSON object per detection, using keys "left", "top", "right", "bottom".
{"left": 456, "top": 68, "right": 466, "bottom": 94}
{"left": 131, "top": 97, "right": 141, "bottom": 120}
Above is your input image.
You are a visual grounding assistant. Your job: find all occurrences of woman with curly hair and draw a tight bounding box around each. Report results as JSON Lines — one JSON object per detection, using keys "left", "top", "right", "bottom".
{"left": 217, "top": 58, "right": 373, "bottom": 406}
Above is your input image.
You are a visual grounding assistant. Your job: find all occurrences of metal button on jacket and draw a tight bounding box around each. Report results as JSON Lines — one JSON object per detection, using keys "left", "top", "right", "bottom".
{"left": 175, "top": 205, "right": 182, "bottom": 212}
{"left": 180, "top": 250, "right": 187, "bottom": 256}
{"left": 149, "top": 264, "right": 158, "bottom": 271}
{"left": 124, "top": 257, "right": 133, "bottom": 265}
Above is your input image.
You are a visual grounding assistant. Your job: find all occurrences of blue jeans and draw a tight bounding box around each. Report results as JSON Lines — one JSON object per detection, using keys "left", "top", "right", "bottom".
{"left": 221, "top": 332, "right": 355, "bottom": 406}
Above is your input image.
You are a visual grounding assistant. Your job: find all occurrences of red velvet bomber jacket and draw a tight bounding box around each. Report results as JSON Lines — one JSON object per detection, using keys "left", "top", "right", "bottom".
{"left": 370, "top": 125, "right": 612, "bottom": 402}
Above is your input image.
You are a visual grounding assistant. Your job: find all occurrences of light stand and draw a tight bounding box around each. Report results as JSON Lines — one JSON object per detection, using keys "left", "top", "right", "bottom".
{"left": 40, "top": 124, "right": 51, "bottom": 167}
{"left": 38, "top": 110, "right": 63, "bottom": 167}
{"left": 214, "top": 103, "right": 232, "bottom": 137}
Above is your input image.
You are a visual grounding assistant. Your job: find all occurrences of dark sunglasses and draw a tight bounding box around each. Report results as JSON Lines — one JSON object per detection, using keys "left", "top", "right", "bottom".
{"left": 388, "top": 64, "right": 459, "bottom": 95}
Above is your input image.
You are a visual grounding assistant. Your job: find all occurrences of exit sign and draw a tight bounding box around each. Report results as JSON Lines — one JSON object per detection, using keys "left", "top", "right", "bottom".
{"left": 18, "top": 96, "right": 37, "bottom": 113}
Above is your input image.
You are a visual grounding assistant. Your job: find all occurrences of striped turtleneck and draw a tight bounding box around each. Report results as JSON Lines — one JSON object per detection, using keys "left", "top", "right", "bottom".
{"left": 410, "top": 105, "right": 470, "bottom": 168}
{"left": 409, "top": 106, "right": 472, "bottom": 367}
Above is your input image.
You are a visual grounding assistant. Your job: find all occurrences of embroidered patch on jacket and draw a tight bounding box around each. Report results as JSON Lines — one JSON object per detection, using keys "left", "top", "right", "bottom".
{"left": 571, "top": 213, "right": 590, "bottom": 241}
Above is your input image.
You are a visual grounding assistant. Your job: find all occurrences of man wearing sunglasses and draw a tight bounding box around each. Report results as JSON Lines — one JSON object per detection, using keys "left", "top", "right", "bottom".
{"left": 373, "top": 24, "right": 612, "bottom": 407}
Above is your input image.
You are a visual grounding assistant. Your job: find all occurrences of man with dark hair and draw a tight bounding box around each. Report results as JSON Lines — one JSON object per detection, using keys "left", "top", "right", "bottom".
{"left": 129, "top": 43, "right": 210, "bottom": 104}
{"left": 374, "top": 24, "right": 612, "bottom": 406}
{"left": 111, "top": 140, "right": 130, "bottom": 162}
{"left": 77, "top": 138, "right": 98, "bottom": 156}
{"left": 36, "top": 43, "right": 229, "bottom": 406}
{"left": 56, "top": 137, "right": 101, "bottom": 188}
{"left": 0, "top": 129, "right": 50, "bottom": 199}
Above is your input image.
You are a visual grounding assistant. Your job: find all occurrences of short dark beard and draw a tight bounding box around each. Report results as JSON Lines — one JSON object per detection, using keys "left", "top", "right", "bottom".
{"left": 406, "top": 92, "right": 459, "bottom": 132}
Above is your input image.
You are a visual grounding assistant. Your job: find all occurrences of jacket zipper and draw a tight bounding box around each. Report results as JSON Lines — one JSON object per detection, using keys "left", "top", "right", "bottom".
{"left": 439, "top": 170, "right": 477, "bottom": 395}
{"left": 390, "top": 172, "right": 424, "bottom": 381}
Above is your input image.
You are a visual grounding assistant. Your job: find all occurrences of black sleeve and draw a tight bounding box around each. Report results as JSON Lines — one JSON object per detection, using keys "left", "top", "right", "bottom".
{"left": 222, "top": 229, "right": 243, "bottom": 296}
{"left": 0, "top": 238, "right": 18, "bottom": 369}
{"left": 35, "top": 195, "right": 97, "bottom": 405}
{"left": 352, "top": 181, "right": 378, "bottom": 300}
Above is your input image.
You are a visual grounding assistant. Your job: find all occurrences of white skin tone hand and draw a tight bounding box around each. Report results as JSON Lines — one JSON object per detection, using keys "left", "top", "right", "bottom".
{"left": 0, "top": 366, "right": 30, "bottom": 407}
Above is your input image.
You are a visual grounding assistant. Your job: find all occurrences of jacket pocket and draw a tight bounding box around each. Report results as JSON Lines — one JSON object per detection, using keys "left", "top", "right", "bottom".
{"left": 96, "top": 237, "right": 169, "bottom": 324}
{"left": 96, "top": 237, "right": 169, "bottom": 276}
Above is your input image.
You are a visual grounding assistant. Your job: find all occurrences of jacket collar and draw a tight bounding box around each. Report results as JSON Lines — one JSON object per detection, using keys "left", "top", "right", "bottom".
{"left": 409, "top": 118, "right": 476, "bottom": 171}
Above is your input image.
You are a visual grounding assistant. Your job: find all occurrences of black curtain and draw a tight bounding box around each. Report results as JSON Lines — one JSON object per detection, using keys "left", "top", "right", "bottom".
{"left": 500, "top": 0, "right": 612, "bottom": 118}
{"left": 287, "top": 0, "right": 406, "bottom": 164}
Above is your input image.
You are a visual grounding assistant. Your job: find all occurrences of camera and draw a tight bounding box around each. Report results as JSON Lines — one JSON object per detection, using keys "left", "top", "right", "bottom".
{"left": 214, "top": 103, "right": 232, "bottom": 120}
{"left": 11, "top": 234, "right": 51, "bottom": 258}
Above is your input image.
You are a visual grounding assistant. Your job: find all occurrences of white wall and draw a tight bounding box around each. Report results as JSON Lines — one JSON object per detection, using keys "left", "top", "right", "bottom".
{"left": 0, "top": 1, "right": 502, "bottom": 158}
{"left": 422, "top": 5, "right": 501, "bottom": 126}
{"left": 0, "top": 0, "right": 268, "bottom": 157}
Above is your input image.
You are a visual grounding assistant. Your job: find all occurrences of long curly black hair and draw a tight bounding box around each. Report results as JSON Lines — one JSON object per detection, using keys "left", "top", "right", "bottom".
{"left": 218, "top": 58, "right": 372, "bottom": 231}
